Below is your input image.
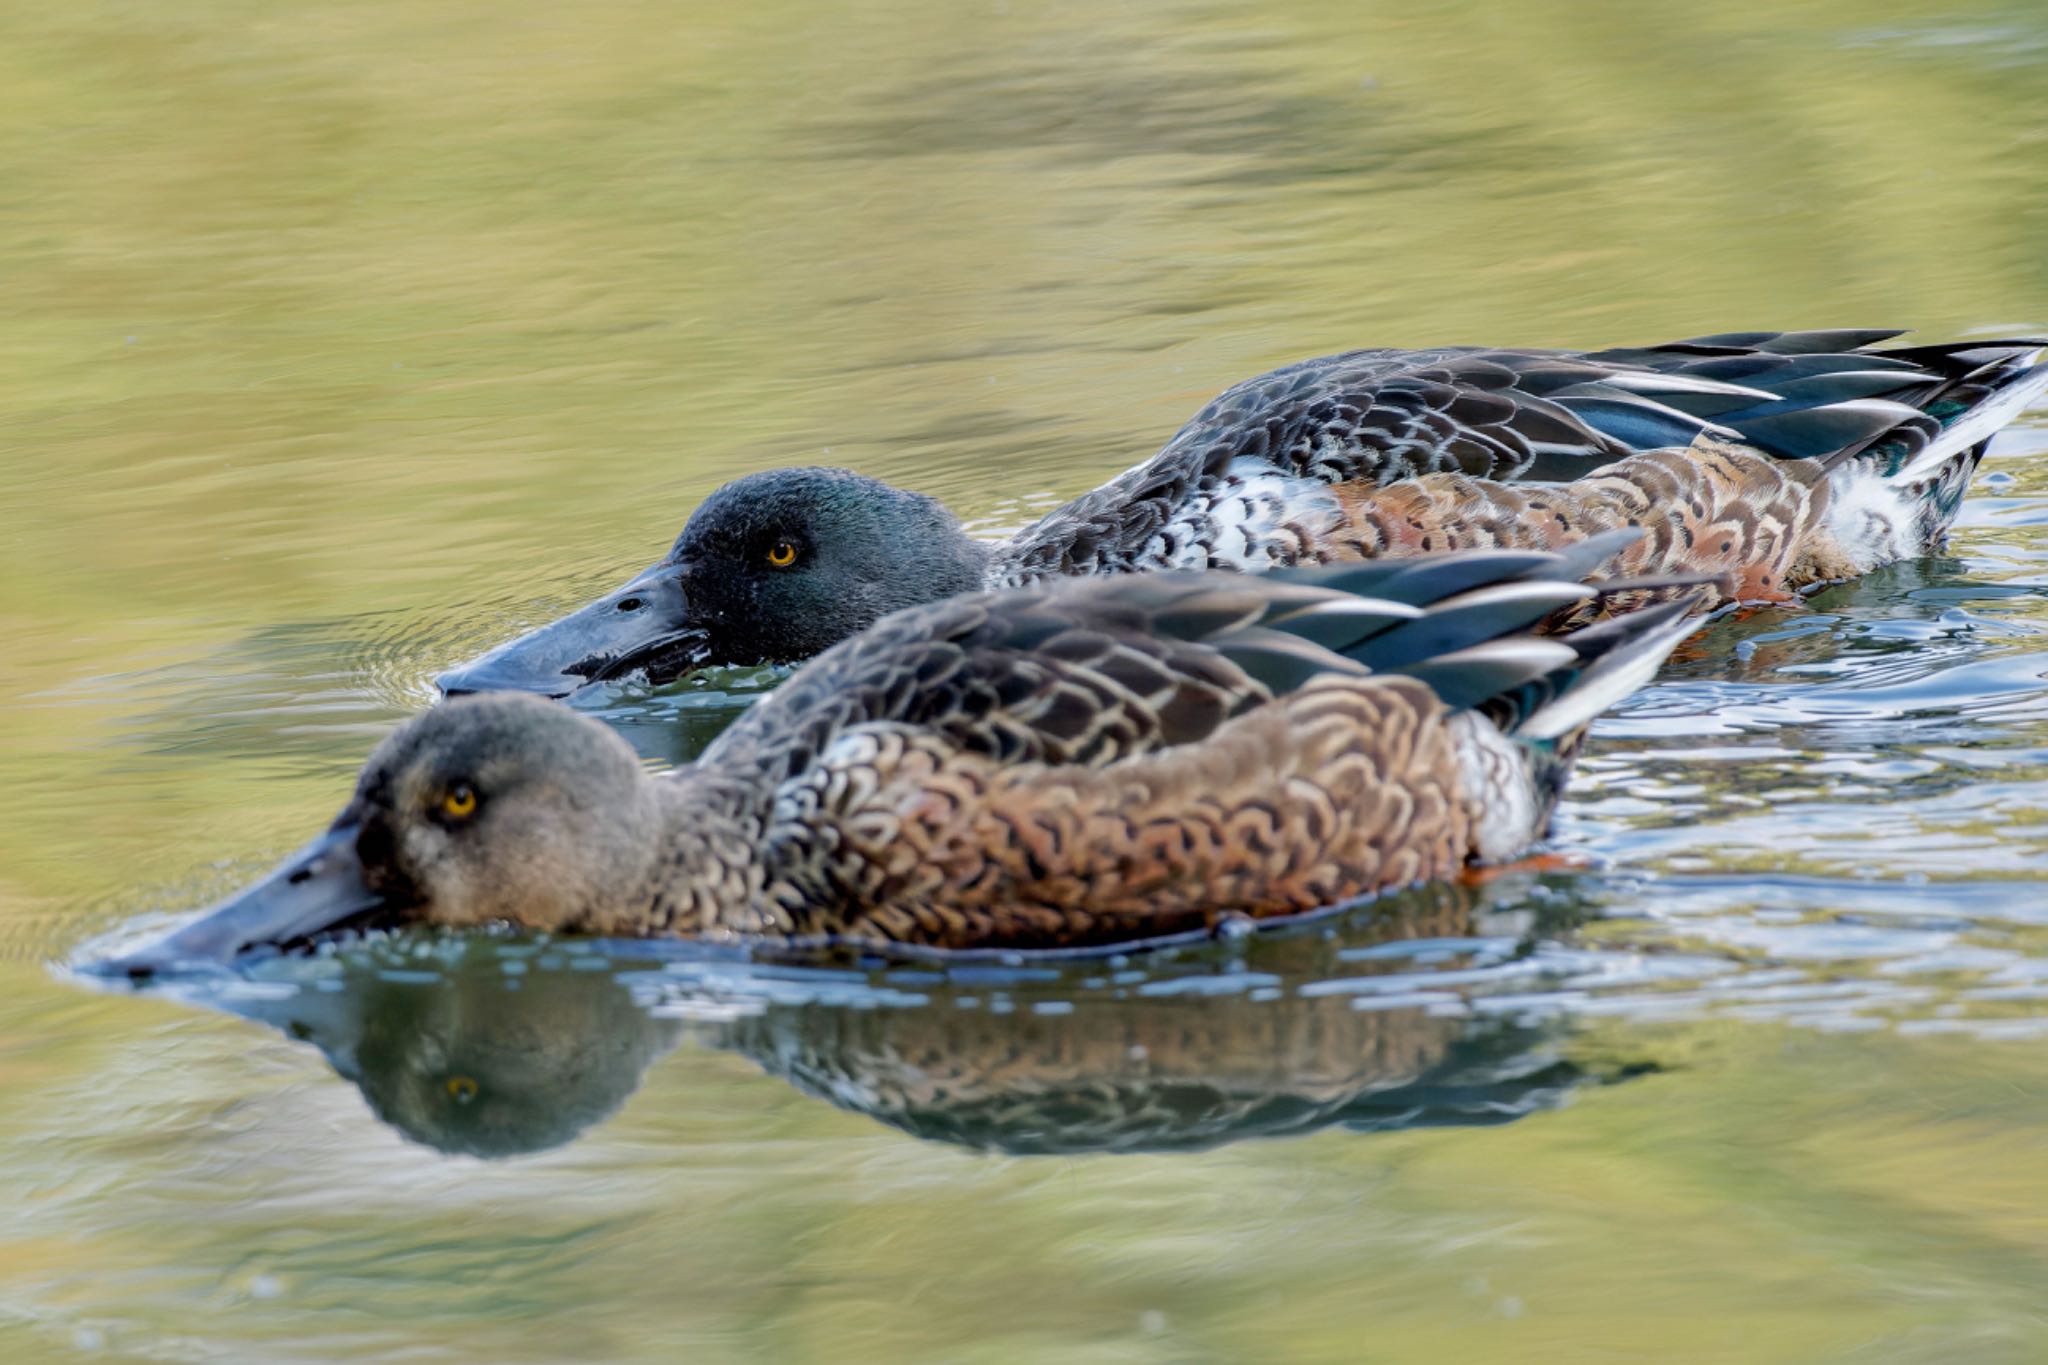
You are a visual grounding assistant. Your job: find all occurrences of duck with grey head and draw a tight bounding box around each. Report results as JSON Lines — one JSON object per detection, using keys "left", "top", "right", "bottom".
{"left": 436, "top": 330, "right": 2047, "bottom": 699}
{"left": 102, "top": 536, "right": 1703, "bottom": 974}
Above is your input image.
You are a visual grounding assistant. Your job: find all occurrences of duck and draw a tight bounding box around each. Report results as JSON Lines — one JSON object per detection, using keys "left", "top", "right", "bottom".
{"left": 103, "top": 536, "right": 1703, "bottom": 972}
{"left": 435, "top": 329, "right": 2048, "bottom": 699}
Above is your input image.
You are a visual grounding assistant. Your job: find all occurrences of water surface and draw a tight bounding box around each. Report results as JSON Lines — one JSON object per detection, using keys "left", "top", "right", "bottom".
{"left": 6, "top": 1, "right": 2048, "bottom": 1360}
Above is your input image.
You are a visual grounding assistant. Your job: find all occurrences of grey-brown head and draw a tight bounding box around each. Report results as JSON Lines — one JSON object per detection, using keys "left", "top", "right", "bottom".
{"left": 435, "top": 467, "right": 991, "bottom": 698}
{"left": 99, "top": 694, "right": 670, "bottom": 976}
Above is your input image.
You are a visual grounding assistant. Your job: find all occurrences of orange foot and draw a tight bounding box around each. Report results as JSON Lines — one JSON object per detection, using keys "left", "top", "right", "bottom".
{"left": 1460, "top": 849, "right": 1594, "bottom": 886}
{"left": 1724, "top": 596, "right": 1804, "bottom": 620}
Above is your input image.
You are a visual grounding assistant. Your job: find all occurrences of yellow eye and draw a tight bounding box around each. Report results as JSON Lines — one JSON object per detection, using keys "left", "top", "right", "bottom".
{"left": 444, "top": 1075, "right": 479, "bottom": 1104}
{"left": 441, "top": 783, "right": 477, "bottom": 820}
{"left": 766, "top": 540, "right": 799, "bottom": 568}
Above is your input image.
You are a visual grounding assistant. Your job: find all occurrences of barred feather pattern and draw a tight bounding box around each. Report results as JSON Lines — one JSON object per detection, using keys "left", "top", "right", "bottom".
{"left": 737, "top": 981, "right": 1465, "bottom": 1152}
{"left": 1329, "top": 437, "right": 1833, "bottom": 606}
{"left": 1336, "top": 431, "right": 1996, "bottom": 611}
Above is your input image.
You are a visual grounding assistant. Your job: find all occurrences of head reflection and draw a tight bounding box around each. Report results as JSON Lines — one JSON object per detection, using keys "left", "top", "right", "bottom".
{"left": 207, "top": 876, "right": 1623, "bottom": 1159}
{"left": 238, "top": 945, "right": 685, "bottom": 1158}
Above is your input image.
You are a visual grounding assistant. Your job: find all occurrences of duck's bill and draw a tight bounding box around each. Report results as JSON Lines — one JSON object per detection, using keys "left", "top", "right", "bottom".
{"left": 90, "top": 825, "right": 408, "bottom": 980}
{"left": 435, "top": 564, "right": 709, "bottom": 699}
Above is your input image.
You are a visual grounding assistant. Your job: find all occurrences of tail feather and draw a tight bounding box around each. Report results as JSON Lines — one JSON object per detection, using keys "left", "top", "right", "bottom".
{"left": 1685, "top": 328, "right": 1910, "bottom": 355}
{"left": 1574, "top": 332, "right": 2044, "bottom": 475}
{"left": 1350, "top": 581, "right": 1593, "bottom": 669}
{"left": 1515, "top": 596, "right": 1703, "bottom": 742}
{"left": 1398, "top": 639, "right": 1581, "bottom": 713}
{"left": 1243, "top": 529, "right": 1708, "bottom": 733}
{"left": 1819, "top": 348, "right": 2048, "bottom": 554}
{"left": 1725, "top": 397, "right": 1929, "bottom": 462}
{"left": 1887, "top": 359, "right": 2048, "bottom": 487}
{"left": 1761, "top": 369, "right": 1947, "bottom": 405}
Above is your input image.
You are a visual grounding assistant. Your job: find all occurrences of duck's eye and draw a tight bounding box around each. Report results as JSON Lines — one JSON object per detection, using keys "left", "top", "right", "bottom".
{"left": 444, "top": 1075, "right": 479, "bottom": 1104}
{"left": 440, "top": 783, "right": 478, "bottom": 820}
{"left": 766, "top": 540, "right": 799, "bottom": 568}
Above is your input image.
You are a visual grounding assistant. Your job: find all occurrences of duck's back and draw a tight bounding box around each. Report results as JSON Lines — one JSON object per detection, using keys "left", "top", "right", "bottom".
{"left": 702, "top": 544, "right": 1700, "bottom": 949}
{"left": 988, "top": 331, "right": 2046, "bottom": 598}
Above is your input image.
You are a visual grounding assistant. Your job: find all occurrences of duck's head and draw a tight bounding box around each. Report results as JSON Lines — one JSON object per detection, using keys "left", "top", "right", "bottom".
{"left": 436, "top": 467, "right": 988, "bottom": 698}
{"left": 99, "top": 694, "right": 668, "bottom": 977}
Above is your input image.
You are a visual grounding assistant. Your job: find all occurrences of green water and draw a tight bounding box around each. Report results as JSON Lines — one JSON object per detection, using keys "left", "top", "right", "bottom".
{"left": 7, "top": 1, "right": 2048, "bottom": 1360}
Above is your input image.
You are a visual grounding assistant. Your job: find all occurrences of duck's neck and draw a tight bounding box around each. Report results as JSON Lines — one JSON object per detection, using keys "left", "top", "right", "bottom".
{"left": 921, "top": 527, "right": 999, "bottom": 593}
{"left": 933, "top": 524, "right": 995, "bottom": 592}
{"left": 986, "top": 450, "right": 1206, "bottom": 586}
{"left": 638, "top": 768, "right": 780, "bottom": 938}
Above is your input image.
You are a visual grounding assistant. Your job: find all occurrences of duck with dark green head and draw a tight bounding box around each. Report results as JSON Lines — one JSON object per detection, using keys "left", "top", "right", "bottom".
{"left": 436, "top": 330, "right": 2047, "bottom": 698}
{"left": 104, "top": 535, "right": 1703, "bottom": 973}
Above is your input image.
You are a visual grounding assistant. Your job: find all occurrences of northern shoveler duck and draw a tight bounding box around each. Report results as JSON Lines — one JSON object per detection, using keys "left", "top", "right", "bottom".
{"left": 436, "top": 329, "right": 2048, "bottom": 698}
{"left": 106, "top": 537, "right": 1701, "bottom": 971}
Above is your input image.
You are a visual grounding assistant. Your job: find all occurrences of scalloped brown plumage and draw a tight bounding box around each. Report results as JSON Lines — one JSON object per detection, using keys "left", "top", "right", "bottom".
{"left": 107, "top": 543, "right": 1705, "bottom": 972}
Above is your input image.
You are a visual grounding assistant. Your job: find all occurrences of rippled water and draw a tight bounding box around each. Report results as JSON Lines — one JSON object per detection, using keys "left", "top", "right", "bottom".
{"left": 7, "top": 1, "right": 2048, "bottom": 1360}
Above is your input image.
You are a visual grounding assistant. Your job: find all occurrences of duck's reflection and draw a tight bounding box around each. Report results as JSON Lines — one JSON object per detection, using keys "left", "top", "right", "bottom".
{"left": 241, "top": 952, "right": 686, "bottom": 1158}
{"left": 734, "top": 981, "right": 1572, "bottom": 1155}
{"left": 206, "top": 875, "right": 1635, "bottom": 1158}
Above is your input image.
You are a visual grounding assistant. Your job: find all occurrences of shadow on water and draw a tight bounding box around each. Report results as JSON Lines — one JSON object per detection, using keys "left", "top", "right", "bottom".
{"left": 96, "top": 876, "right": 1669, "bottom": 1159}
{"left": 568, "top": 664, "right": 791, "bottom": 767}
